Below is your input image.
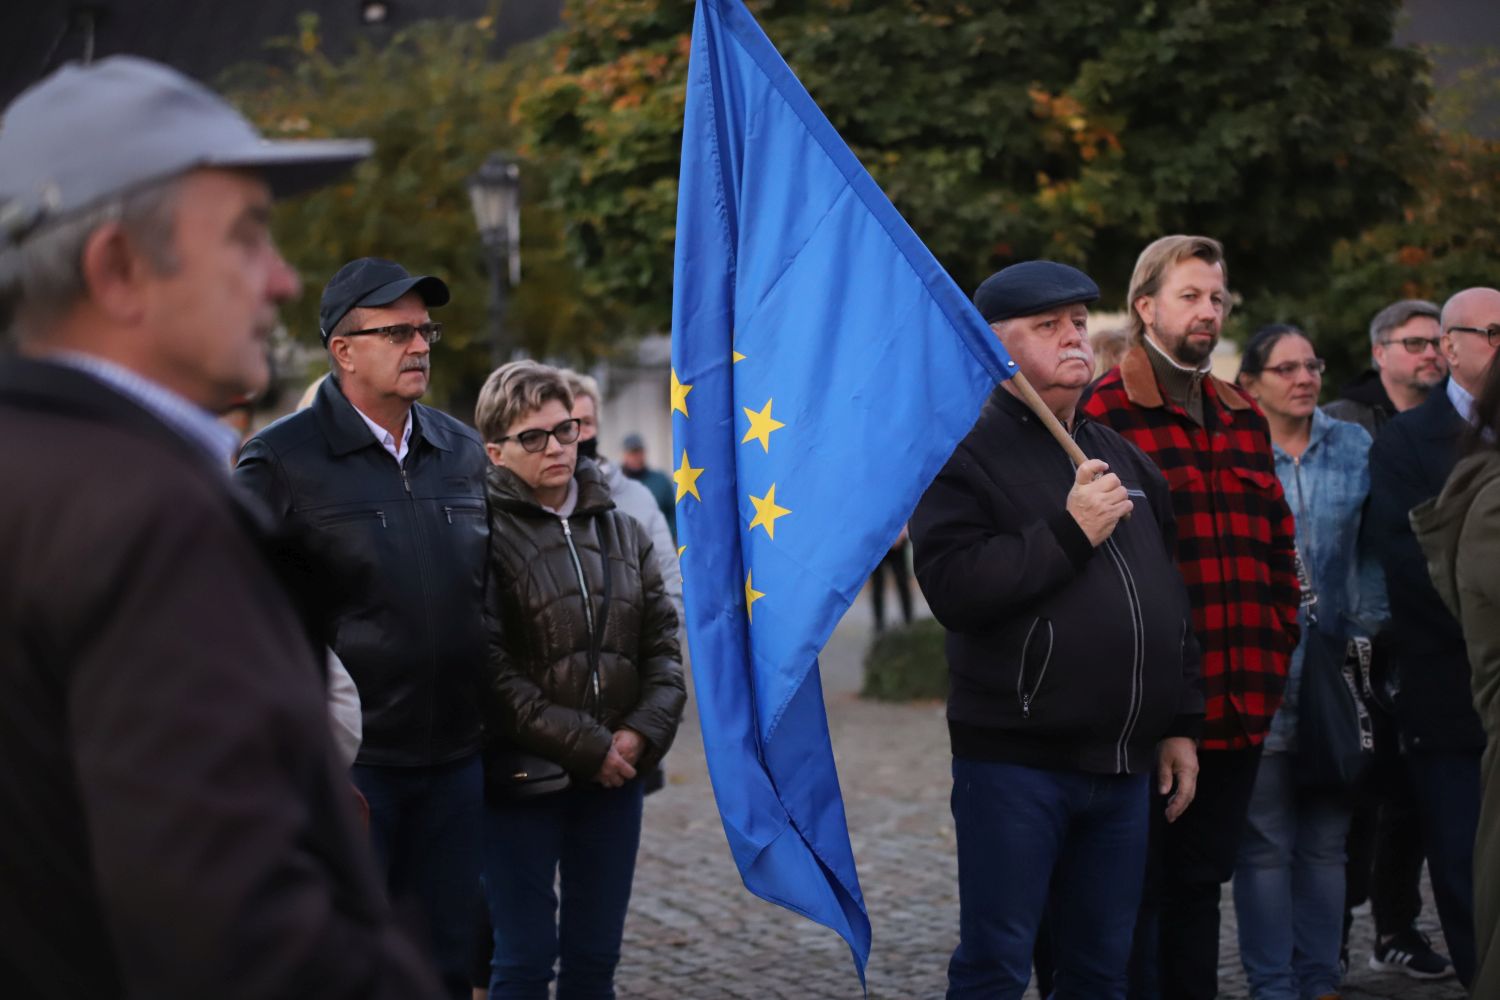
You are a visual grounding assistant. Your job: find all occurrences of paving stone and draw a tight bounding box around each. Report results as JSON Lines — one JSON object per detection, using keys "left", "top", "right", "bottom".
{"left": 617, "top": 596, "right": 1467, "bottom": 1000}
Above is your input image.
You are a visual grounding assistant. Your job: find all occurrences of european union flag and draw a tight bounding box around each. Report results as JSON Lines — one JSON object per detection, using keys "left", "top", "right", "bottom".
{"left": 670, "top": 0, "right": 1016, "bottom": 980}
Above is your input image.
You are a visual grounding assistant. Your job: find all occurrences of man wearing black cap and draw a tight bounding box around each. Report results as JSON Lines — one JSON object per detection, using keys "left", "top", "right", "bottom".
{"left": 236, "top": 257, "right": 490, "bottom": 998}
{"left": 0, "top": 58, "right": 442, "bottom": 997}
{"left": 912, "top": 260, "right": 1202, "bottom": 999}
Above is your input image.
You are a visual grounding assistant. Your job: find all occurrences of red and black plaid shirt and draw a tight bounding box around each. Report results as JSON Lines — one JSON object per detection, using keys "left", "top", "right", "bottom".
{"left": 1083, "top": 345, "right": 1300, "bottom": 750}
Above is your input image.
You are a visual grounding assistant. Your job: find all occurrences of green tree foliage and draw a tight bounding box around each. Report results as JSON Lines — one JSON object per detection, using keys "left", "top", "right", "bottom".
{"left": 518, "top": 0, "right": 1432, "bottom": 335}
{"left": 1254, "top": 48, "right": 1500, "bottom": 388}
{"left": 222, "top": 12, "right": 616, "bottom": 407}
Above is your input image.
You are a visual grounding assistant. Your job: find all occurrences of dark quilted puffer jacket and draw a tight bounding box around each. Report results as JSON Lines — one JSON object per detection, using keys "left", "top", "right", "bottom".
{"left": 483, "top": 458, "right": 685, "bottom": 778}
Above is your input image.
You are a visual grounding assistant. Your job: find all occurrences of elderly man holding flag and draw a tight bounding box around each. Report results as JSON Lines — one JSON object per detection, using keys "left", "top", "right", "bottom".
{"left": 912, "top": 262, "right": 1203, "bottom": 999}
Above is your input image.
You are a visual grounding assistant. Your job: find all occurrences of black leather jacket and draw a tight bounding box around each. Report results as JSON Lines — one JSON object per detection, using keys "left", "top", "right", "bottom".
{"left": 235, "top": 377, "right": 490, "bottom": 767}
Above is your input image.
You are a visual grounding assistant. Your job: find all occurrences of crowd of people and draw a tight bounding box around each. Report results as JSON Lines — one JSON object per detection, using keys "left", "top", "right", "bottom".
{"left": 2, "top": 53, "right": 1499, "bottom": 1000}
{"left": 913, "top": 239, "right": 1500, "bottom": 1000}
{"left": 0, "top": 58, "right": 687, "bottom": 1000}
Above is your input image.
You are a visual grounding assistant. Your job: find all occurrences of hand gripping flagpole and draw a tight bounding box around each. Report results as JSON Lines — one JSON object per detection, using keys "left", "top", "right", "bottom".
{"left": 1008, "top": 370, "right": 1131, "bottom": 517}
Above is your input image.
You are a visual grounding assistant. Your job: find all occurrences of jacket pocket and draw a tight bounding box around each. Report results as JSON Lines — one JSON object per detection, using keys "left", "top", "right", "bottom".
{"left": 1230, "top": 466, "right": 1278, "bottom": 493}
{"left": 441, "top": 502, "right": 486, "bottom": 524}
{"left": 1162, "top": 464, "right": 1205, "bottom": 492}
{"left": 1016, "top": 617, "right": 1055, "bottom": 720}
{"left": 316, "top": 508, "right": 387, "bottom": 528}
{"left": 1227, "top": 465, "right": 1281, "bottom": 547}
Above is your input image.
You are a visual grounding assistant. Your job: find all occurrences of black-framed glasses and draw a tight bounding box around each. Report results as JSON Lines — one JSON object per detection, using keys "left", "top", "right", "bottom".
{"left": 497, "top": 418, "right": 581, "bottom": 453}
{"left": 341, "top": 322, "right": 443, "bottom": 346}
{"left": 1380, "top": 335, "right": 1442, "bottom": 355}
{"left": 1447, "top": 324, "right": 1500, "bottom": 348}
{"left": 1263, "top": 359, "right": 1326, "bottom": 378}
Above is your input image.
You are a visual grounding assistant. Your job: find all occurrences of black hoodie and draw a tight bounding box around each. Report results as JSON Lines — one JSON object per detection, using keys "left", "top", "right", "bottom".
{"left": 1323, "top": 368, "right": 1395, "bottom": 436}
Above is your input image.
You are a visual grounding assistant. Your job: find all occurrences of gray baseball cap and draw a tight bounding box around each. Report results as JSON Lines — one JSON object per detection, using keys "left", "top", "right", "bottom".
{"left": 0, "top": 55, "right": 372, "bottom": 247}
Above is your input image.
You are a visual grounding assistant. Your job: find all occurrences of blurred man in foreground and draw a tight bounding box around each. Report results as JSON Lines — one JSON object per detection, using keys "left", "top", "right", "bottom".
{"left": 0, "top": 57, "right": 442, "bottom": 998}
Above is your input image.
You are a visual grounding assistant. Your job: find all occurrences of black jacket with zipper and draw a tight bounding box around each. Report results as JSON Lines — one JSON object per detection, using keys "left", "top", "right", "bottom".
{"left": 1323, "top": 368, "right": 1397, "bottom": 437}
{"left": 483, "top": 459, "right": 685, "bottom": 779}
{"left": 911, "top": 386, "right": 1203, "bottom": 775}
{"left": 235, "top": 376, "right": 490, "bottom": 767}
{"left": 1366, "top": 379, "right": 1486, "bottom": 752}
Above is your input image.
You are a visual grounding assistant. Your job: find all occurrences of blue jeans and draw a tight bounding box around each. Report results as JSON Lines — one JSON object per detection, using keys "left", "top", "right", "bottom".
{"left": 352, "top": 753, "right": 483, "bottom": 1000}
{"left": 1232, "top": 751, "right": 1350, "bottom": 999}
{"left": 482, "top": 778, "right": 645, "bottom": 999}
{"left": 948, "top": 758, "right": 1149, "bottom": 1000}
{"left": 1407, "top": 749, "right": 1481, "bottom": 986}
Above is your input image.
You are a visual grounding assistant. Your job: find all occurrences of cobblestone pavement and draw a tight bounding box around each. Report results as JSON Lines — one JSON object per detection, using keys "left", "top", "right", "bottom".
{"left": 618, "top": 595, "right": 1468, "bottom": 999}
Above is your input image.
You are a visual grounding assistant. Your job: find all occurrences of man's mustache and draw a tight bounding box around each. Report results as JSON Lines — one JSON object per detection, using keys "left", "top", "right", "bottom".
{"left": 1059, "top": 348, "right": 1092, "bottom": 364}
{"left": 401, "top": 359, "right": 430, "bottom": 373}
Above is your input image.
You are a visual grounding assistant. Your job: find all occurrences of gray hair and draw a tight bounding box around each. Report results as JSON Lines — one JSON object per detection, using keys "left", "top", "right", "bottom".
{"left": 559, "top": 368, "right": 601, "bottom": 413}
{"left": 1369, "top": 298, "right": 1440, "bottom": 352}
{"left": 324, "top": 307, "right": 366, "bottom": 380}
{"left": 475, "top": 359, "right": 573, "bottom": 444}
{"left": 0, "top": 177, "right": 183, "bottom": 343}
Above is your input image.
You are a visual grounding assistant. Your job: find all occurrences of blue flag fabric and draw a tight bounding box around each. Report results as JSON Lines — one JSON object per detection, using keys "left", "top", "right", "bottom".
{"left": 670, "top": 0, "right": 1017, "bottom": 979}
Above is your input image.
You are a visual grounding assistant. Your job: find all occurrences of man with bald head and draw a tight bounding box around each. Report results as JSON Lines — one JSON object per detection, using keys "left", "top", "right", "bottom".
{"left": 1366, "top": 286, "right": 1500, "bottom": 988}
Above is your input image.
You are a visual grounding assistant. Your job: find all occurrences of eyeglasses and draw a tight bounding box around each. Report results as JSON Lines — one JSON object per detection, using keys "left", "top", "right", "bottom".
{"left": 1379, "top": 335, "right": 1442, "bottom": 355}
{"left": 1262, "top": 359, "right": 1326, "bottom": 378}
{"left": 341, "top": 322, "right": 443, "bottom": 346}
{"left": 497, "top": 418, "right": 581, "bottom": 453}
{"left": 1446, "top": 324, "right": 1500, "bottom": 348}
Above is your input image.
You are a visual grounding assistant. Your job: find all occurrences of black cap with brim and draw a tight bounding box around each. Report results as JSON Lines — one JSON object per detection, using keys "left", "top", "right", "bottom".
{"left": 973, "top": 260, "right": 1100, "bottom": 323}
{"left": 319, "top": 257, "right": 450, "bottom": 341}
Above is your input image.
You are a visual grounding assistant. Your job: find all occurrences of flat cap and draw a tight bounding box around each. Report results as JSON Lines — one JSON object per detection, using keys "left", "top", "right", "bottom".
{"left": 973, "top": 260, "right": 1099, "bottom": 323}
{"left": 320, "top": 258, "right": 450, "bottom": 342}
{"left": 0, "top": 56, "right": 371, "bottom": 247}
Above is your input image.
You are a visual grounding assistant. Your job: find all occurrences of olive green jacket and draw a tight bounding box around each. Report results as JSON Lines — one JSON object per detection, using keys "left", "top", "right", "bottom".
{"left": 1413, "top": 448, "right": 1500, "bottom": 997}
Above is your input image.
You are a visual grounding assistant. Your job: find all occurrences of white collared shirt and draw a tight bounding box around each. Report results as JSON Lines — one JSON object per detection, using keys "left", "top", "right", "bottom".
{"left": 351, "top": 405, "right": 413, "bottom": 463}
{"left": 1447, "top": 376, "right": 1477, "bottom": 426}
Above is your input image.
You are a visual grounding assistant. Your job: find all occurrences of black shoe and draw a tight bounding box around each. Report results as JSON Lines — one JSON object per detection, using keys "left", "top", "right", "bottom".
{"left": 1368, "top": 928, "right": 1454, "bottom": 980}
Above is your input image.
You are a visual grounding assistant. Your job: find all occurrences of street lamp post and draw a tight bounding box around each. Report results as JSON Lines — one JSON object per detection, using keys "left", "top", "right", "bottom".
{"left": 466, "top": 152, "right": 522, "bottom": 367}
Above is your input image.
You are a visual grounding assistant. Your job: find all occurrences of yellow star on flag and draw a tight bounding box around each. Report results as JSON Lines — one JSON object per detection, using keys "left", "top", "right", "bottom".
{"left": 677, "top": 545, "right": 686, "bottom": 559}
{"left": 741, "top": 399, "right": 786, "bottom": 453}
{"left": 745, "top": 570, "right": 766, "bottom": 621}
{"left": 670, "top": 368, "right": 693, "bottom": 416}
{"left": 732, "top": 350, "right": 747, "bottom": 363}
{"left": 673, "top": 451, "right": 705, "bottom": 503}
{"left": 748, "top": 483, "right": 792, "bottom": 539}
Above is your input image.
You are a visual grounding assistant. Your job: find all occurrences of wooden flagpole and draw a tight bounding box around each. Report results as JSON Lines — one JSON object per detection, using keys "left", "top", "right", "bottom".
{"left": 1007, "top": 370, "right": 1089, "bottom": 468}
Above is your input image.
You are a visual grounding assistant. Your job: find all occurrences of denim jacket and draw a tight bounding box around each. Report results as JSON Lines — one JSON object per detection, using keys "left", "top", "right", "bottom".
{"left": 1265, "top": 408, "right": 1390, "bottom": 753}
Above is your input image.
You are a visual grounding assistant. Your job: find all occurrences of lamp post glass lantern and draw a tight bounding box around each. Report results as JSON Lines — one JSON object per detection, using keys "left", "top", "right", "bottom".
{"left": 467, "top": 152, "right": 521, "bottom": 365}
